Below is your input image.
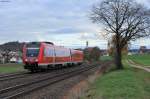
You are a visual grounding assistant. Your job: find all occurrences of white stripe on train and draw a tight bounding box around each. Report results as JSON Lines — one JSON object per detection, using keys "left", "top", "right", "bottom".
{"left": 38, "top": 61, "right": 83, "bottom": 66}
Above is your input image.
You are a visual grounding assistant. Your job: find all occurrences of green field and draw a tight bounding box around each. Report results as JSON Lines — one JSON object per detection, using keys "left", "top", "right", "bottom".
{"left": 0, "top": 63, "right": 25, "bottom": 73}
{"left": 128, "top": 54, "right": 150, "bottom": 66}
{"left": 100, "top": 55, "right": 113, "bottom": 61}
{"left": 82, "top": 62, "right": 150, "bottom": 99}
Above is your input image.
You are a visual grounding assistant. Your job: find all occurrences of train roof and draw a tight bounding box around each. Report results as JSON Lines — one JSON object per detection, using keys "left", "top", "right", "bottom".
{"left": 43, "top": 42, "right": 54, "bottom": 45}
{"left": 25, "top": 42, "right": 54, "bottom": 47}
{"left": 26, "top": 41, "right": 54, "bottom": 45}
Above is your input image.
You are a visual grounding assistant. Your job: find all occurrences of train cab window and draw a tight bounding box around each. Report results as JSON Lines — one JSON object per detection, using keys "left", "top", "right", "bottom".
{"left": 26, "top": 48, "right": 39, "bottom": 57}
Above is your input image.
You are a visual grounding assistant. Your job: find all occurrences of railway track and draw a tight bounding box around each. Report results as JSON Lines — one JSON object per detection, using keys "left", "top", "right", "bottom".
{"left": 0, "top": 72, "right": 26, "bottom": 79}
{"left": 0, "top": 66, "right": 75, "bottom": 82}
{"left": 0, "top": 72, "right": 29, "bottom": 82}
{"left": 0, "top": 65, "right": 84, "bottom": 90}
{"left": 0, "top": 63, "right": 99, "bottom": 99}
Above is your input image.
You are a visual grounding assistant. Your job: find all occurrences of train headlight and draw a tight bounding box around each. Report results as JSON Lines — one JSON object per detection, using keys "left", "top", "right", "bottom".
{"left": 25, "top": 59, "right": 28, "bottom": 62}
{"left": 35, "top": 59, "right": 38, "bottom": 62}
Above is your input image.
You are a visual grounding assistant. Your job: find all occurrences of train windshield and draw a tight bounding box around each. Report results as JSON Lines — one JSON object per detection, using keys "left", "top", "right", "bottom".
{"left": 26, "top": 48, "right": 39, "bottom": 57}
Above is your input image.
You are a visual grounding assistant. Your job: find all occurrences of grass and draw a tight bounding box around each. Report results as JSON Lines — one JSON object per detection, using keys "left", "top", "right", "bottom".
{"left": 0, "top": 63, "right": 25, "bottom": 73}
{"left": 100, "top": 55, "right": 113, "bottom": 61}
{"left": 82, "top": 61, "right": 150, "bottom": 99}
{"left": 128, "top": 54, "right": 150, "bottom": 66}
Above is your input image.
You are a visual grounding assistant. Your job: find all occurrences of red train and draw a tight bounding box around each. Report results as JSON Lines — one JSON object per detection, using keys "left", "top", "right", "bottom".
{"left": 22, "top": 42, "right": 83, "bottom": 72}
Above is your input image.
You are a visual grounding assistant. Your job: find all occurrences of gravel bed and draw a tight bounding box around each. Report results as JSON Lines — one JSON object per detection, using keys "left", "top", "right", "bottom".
{"left": 0, "top": 64, "right": 88, "bottom": 90}
{"left": 16, "top": 63, "right": 100, "bottom": 99}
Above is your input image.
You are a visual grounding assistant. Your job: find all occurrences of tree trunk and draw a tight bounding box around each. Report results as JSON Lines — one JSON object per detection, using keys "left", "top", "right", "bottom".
{"left": 115, "top": 46, "right": 124, "bottom": 69}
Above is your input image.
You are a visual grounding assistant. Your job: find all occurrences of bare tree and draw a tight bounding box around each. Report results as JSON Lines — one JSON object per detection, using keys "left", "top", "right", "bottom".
{"left": 90, "top": 0, "right": 150, "bottom": 69}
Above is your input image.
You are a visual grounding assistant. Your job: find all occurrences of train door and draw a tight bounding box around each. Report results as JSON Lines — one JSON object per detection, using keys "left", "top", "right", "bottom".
{"left": 43, "top": 46, "right": 55, "bottom": 65}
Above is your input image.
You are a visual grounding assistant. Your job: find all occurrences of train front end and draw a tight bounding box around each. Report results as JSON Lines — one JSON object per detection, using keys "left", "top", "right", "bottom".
{"left": 23, "top": 42, "right": 41, "bottom": 71}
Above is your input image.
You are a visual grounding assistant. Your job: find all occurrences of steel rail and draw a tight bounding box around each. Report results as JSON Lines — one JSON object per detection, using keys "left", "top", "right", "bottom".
{"left": 0, "top": 73, "right": 29, "bottom": 82}
{"left": 0, "top": 72, "right": 27, "bottom": 79}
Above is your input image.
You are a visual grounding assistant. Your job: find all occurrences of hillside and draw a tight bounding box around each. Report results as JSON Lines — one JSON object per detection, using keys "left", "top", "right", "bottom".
{"left": 0, "top": 41, "right": 25, "bottom": 52}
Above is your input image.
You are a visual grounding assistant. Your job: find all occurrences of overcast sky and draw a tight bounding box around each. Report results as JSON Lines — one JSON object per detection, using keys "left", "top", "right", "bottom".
{"left": 0, "top": 0, "right": 150, "bottom": 49}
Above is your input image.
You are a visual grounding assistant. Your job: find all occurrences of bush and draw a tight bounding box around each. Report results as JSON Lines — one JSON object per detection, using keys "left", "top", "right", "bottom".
{"left": 84, "top": 47, "right": 101, "bottom": 62}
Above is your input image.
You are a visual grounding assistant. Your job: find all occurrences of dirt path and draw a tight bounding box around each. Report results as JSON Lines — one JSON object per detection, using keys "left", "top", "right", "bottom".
{"left": 127, "top": 60, "right": 150, "bottom": 72}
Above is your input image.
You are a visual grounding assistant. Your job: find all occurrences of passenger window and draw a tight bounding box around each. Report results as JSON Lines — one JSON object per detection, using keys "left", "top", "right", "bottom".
{"left": 44, "top": 47, "right": 53, "bottom": 57}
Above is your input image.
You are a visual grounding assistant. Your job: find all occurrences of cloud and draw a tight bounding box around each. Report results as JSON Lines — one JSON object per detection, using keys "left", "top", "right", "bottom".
{"left": 0, "top": 0, "right": 149, "bottom": 49}
{"left": 136, "top": 0, "right": 150, "bottom": 8}
{"left": 0, "top": 0, "right": 99, "bottom": 37}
